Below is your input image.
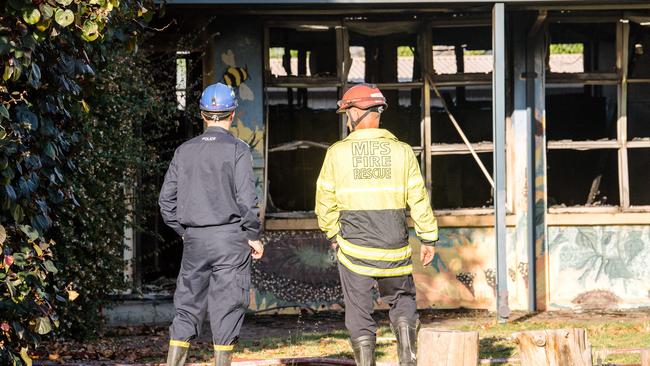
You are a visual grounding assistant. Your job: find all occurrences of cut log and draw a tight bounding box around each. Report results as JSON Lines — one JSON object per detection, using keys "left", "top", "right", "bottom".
{"left": 512, "top": 328, "right": 592, "bottom": 366}
{"left": 641, "top": 349, "right": 650, "bottom": 366}
{"left": 416, "top": 328, "right": 479, "bottom": 366}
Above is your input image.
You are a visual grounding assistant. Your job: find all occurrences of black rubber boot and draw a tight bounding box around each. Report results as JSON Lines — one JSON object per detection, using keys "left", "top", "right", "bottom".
{"left": 166, "top": 342, "right": 189, "bottom": 366}
{"left": 391, "top": 317, "right": 419, "bottom": 366}
{"left": 213, "top": 349, "right": 232, "bottom": 366}
{"left": 350, "top": 335, "right": 376, "bottom": 366}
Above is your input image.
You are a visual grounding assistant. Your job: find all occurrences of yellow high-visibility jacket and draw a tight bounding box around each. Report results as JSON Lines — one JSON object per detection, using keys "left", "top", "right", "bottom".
{"left": 315, "top": 128, "right": 439, "bottom": 277}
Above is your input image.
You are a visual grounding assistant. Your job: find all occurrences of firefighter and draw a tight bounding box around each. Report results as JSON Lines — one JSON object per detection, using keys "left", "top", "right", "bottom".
{"left": 159, "top": 83, "right": 264, "bottom": 366}
{"left": 315, "top": 84, "right": 438, "bottom": 366}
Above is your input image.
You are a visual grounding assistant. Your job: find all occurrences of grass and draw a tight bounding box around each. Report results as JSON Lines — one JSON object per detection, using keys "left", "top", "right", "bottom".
{"left": 191, "top": 312, "right": 650, "bottom": 364}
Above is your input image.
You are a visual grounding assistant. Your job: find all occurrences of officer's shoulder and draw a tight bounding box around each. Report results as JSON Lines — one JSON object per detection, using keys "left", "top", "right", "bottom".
{"left": 234, "top": 137, "right": 251, "bottom": 150}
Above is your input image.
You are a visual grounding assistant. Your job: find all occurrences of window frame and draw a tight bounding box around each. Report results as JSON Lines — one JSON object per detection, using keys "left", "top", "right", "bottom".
{"left": 545, "top": 19, "right": 650, "bottom": 213}
{"left": 262, "top": 17, "right": 510, "bottom": 220}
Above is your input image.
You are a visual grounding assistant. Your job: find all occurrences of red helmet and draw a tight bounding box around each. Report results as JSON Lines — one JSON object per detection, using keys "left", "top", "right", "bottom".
{"left": 336, "top": 84, "right": 388, "bottom": 113}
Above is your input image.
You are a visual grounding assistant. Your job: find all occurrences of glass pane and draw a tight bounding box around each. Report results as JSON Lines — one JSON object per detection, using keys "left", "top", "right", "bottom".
{"left": 629, "top": 149, "right": 650, "bottom": 205}
{"left": 380, "top": 88, "right": 421, "bottom": 146}
{"left": 547, "top": 149, "right": 619, "bottom": 207}
{"left": 546, "top": 84, "right": 618, "bottom": 141}
{"left": 629, "top": 23, "right": 650, "bottom": 79}
{"left": 548, "top": 23, "right": 616, "bottom": 73}
{"left": 269, "top": 27, "right": 337, "bottom": 78}
{"left": 268, "top": 87, "right": 339, "bottom": 144}
{"left": 348, "top": 29, "right": 420, "bottom": 83}
{"left": 268, "top": 149, "right": 325, "bottom": 212}
{"left": 549, "top": 43, "right": 584, "bottom": 73}
{"left": 431, "top": 153, "right": 494, "bottom": 209}
{"left": 431, "top": 86, "right": 493, "bottom": 143}
{"left": 628, "top": 84, "right": 650, "bottom": 139}
{"left": 432, "top": 26, "right": 493, "bottom": 75}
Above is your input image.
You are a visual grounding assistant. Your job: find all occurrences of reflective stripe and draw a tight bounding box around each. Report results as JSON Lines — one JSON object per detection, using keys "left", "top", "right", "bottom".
{"left": 337, "top": 236, "right": 411, "bottom": 262}
{"left": 213, "top": 344, "right": 235, "bottom": 351}
{"left": 170, "top": 340, "right": 190, "bottom": 348}
{"left": 338, "top": 186, "right": 404, "bottom": 193}
{"left": 338, "top": 250, "right": 413, "bottom": 277}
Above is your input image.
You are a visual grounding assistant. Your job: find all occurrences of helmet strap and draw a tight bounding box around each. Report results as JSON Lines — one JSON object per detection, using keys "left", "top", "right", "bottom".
{"left": 347, "top": 108, "right": 379, "bottom": 130}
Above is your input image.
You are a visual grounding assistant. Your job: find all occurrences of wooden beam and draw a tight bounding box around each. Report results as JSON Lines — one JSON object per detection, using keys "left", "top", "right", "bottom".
{"left": 617, "top": 21, "right": 631, "bottom": 209}
{"left": 547, "top": 212, "right": 650, "bottom": 226}
{"left": 546, "top": 140, "right": 619, "bottom": 150}
{"left": 265, "top": 214, "right": 519, "bottom": 231}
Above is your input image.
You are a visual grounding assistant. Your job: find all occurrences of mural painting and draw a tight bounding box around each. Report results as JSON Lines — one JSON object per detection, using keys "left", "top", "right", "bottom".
{"left": 548, "top": 225, "right": 650, "bottom": 310}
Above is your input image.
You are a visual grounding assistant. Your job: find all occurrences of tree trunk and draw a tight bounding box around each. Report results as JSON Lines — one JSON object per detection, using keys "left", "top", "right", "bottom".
{"left": 513, "top": 328, "right": 592, "bottom": 366}
{"left": 641, "top": 349, "right": 650, "bottom": 366}
{"left": 416, "top": 328, "right": 479, "bottom": 366}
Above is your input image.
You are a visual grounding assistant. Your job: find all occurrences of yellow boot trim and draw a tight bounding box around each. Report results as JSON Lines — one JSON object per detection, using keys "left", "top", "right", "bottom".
{"left": 213, "top": 344, "right": 235, "bottom": 351}
{"left": 169, "top": 340, "right": 190, "bottom": 348}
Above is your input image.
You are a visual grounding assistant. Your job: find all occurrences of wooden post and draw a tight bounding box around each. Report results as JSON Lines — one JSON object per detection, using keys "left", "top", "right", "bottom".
{"left": 513, "top": 329, "right": 592, "bottom": 366}
{"left": 416, "top": 329, "right": 479, "bottom": 366}
{"left": 641, "top": 349, "right": 650, "bottom": 366}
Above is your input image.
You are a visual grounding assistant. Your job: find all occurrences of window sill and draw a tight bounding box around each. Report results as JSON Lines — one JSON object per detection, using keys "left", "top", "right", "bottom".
{"left": 547, "top": 211, "right": 650, "bottom": 226}
{"left": 264, "top": 210, "right": 518, "bottom": 230}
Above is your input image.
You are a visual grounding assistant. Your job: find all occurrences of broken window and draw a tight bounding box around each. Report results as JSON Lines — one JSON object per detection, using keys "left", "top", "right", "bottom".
{"left": 268, "top": 26, "right": 338, "bottom": 80}
{"left": 427, "top": 23, "right": 494, "bottom": 210}
{"left": 627, "top": 84, "right": 650, "bottom": 139}
{"left": 547, "top": 149, "right": 620, "bottom": 207}
{"left": 347, "top": 23, "right": 420, "bottom": 83}
{"left": 629, "top": 149, "right": 650, "bottom": 206}
{"left": 549, "top": 43, "right": 585, "bottom": 74}
{"left": 267, "top": 87, "right": 339, "bottom": 212}
{"left": 432, "top": 26, "right": 493, "bottom": 75}
{"left": 431, "top": 153, "right": 494, "bottom": 209}
{"left": 628, "top": 23, "right": 650, "bottom": 78}
{"left": 548, "top": 23, "right": 616, "bottom": 74}
{"left": 546, "top": 84, "right": 618, "bottom": 141}
{"left": 431, "top": 86, "right": 492, "bottom": 144}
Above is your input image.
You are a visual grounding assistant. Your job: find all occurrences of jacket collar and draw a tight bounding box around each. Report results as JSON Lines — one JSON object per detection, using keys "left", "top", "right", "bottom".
{"left": 344, "top": 128, "right": 398, "bottom": 141}
{"left": 205, "top": 126, "right": 231, "bottom": 135}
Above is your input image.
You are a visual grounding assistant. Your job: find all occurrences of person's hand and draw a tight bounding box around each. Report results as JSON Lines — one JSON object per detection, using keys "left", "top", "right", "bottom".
{"left": 331, "top": 238, "right": 338, "bottom": 250}
{"left": 420, "top": 245, "right": 435, "bottom": 266}
{"left": 249, "top": 240, "right": 264, "bottom": 260}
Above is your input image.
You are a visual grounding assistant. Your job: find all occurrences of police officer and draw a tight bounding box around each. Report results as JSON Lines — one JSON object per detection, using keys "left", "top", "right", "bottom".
{"left": 315, "top": 84, "right": 438, "bottom": 366}
{"left": 159, "top": 83, "right": 263, "bottom": 366}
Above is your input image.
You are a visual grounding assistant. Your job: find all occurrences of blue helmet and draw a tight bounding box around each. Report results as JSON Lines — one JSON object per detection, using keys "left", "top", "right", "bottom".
{"left": 199, "top": 83, "right": 238, "bottom": 112}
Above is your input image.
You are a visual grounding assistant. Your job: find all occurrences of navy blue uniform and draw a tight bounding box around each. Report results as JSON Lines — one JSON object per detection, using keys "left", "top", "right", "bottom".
{"left": 158, "top": 126, "right": 261, "bottom": 347}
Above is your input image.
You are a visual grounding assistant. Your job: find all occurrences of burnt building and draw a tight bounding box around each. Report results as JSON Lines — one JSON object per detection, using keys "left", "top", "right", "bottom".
{"left": 114, "top": 0, "right": 650, "bottom": 324}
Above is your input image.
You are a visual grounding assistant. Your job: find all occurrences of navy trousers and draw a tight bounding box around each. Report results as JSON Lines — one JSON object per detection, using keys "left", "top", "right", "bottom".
{"left": 169, "top": 226, "right": 252, "bottom": 346}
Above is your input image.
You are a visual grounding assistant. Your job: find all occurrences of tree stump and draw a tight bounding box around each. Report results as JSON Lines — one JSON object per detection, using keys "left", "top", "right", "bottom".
{"left": 641, "top": 349, "right": 650, "bottom": 366}
{"left": 512, "top": 329, "right": 592, "bottom": 366}
{"left": 416, "top": 328, "right": 479, "bottom": 366}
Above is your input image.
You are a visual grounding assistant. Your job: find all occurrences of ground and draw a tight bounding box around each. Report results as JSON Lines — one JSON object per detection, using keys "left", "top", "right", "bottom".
{"left": 34, "top": 309, "right": 650, "bottom": 365}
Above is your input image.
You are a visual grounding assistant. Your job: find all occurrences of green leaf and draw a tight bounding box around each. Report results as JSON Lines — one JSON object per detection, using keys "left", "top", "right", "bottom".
{"left": 0, "top": 105, "right": 8, "bottom": 120}
{"left": 32, "top": 317, "right": 52, "bottom": 335}
{"left": 20, "top": 225, "right": 39, "bottom": 241}
{"left": 56, "top": 0, "right": 73, "bottom": 5}
{"left": 39, "top": 4, "right": 54, "bottom": 19}
{"left": 11, "top": 204, "right": 23, "bottom": 223}
{"left": 54, "top": 9, "right": 74, "bottom": 27}
{"left": 22, "top": 8, "right": 41, "bottom": 25}
{"left": 3, "top": 65, "right": 13, "bottom": 81}
{"left": 81, "top": 21, "right": 99, "bottom": 42}
{"left": 44, "top": 141, "right": 56, "bottom": 159}
{"left": 20, "top": 347, "right": 32, "bottom": 366}
{"left": 43, "top": 260, "right": 58, "bottom": 274}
